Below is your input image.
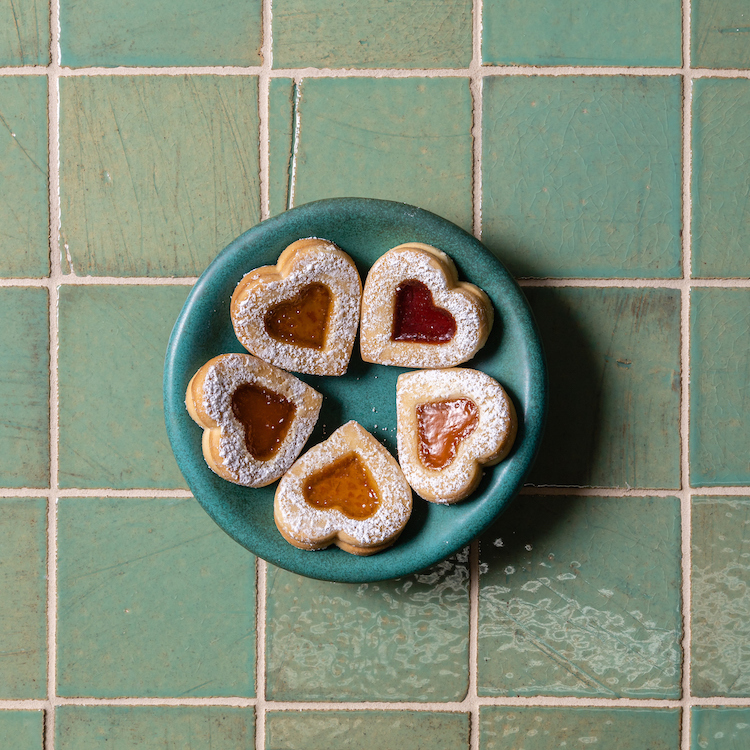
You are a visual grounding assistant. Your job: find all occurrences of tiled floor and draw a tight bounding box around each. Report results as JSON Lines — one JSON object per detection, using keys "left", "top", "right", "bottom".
{"left": 0, "top": 1, "right": 749, "bottom": 749}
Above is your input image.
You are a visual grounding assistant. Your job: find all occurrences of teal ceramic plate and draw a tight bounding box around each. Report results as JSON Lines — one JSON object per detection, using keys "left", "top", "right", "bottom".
{"left": 164, "top": 198, "right": 546, "bottom": 582}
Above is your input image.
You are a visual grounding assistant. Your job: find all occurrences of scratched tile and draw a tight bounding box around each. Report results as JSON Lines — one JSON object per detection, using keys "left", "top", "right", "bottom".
{"left": 290, "top": 77, "right": 473, "bottom": 233}
{"left": 0, "top": 499, "right": 46, "bottom": 699}
{"left": 483, "top": 75, "right": 683, "bottom": 278}
{"left": 0, "top": 288, "right": 49, "bottom": 489}
{"left": 57, "top": 286, "right": 188, "bottom": 489}
{"left": 690, "top": 289, "right": 750, "bottom": 486}
{"left": 483, "top": 0, "right": 681, "bottom": 66}
{"left": 266, "top": 710, "right": 469, "bottom": 750}
{"left": 0, "top": 711, "right": 44, "bottom": 750}
{"left": 60, "top": 0, "right": 261, "bottom": 67}
{"left": 56, "top": 497, "right": 255, "bottom": 698}
{"left": 59, "top": 75, "right": 260, "bottom": 277}
{"left": 268, "top": 78, "right": 295, "bottom": 218}
{"left": 692, "top": 707, "right": 750, "bottom": 749}
{"left": 265, "top": 552, "right": 470, "bottom": 701}
{"left": 692, "top": 79, "right": 750, "bottom": 278}
{"left": 478, "top": 496, "right": 682, "bottom": 698}
{"left": 0, "top": 0, "right": 49, "bottom": 65}
{"left": 57, "top": 706, "right": 254, "bottom": 749}
{"left": 272, "top": 0, "right": 471, "bottom": 69}
{"left": 692, "top": 0, "right": 750, "bottom": 69}
{"left": 692, "top": 497, "right": 750, "bottom": 696}
{"left": 480, "top": 707, "right": 681, "bottom": 750}
{"left": 0, "top": 76, "right": 49, "bottom": 278}
{"left": 526, "top": 287, "right": 681, "bottom": 489}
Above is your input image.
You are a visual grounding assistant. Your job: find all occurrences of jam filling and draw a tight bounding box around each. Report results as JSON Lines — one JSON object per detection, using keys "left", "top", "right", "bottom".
{"left": 231, "top": 384, "right": 296, "bottom": 460}
{"left": 417, "top": 398, "right": 479, "bottom": 470}
{"left": 265, "top": 282, "right": 332, "bottom": 349}
{"left": 303, "top": 453, "right": 380, "bottom": 520}
{"left": 391, "top": 279, "right": 457, "bottom": 343}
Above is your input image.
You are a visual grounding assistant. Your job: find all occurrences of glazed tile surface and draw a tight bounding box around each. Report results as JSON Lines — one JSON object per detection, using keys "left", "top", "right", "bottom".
{"left": 59, "top": 76, "right": 261, "bottom": 276}
{"left": 0, "top": 499, "right": 47, "bottom": 699}
{"left": 0, "top": 77, "right": 49, "bottom": 277}
{"left": 692, "top": 497, "right": 750, "bottom": 696}
{"left": 265, "top": 710, "right": 469, "bottom": 749}
{"left": 480, "top": 707, "right": 681, "bottom": 750}
{"left": 266, "top": 553, "right": 469, "bottom": 701}
{"left": 56, "top": 706, "right": 254, "bottom": 748}
{"left": 0, "top": 0, "right": 749, "bottom": 746}
{"left": 56, "top": 497, "right": 256, "bottom": 697}
{"left": 478, "top": 496, "right": 682, "bottom": 697}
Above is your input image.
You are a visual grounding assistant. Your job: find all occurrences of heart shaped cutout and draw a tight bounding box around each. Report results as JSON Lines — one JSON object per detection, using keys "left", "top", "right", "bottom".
{"left": 232, "top": 239, "right": 362, "bottom": 375}
{"left": 397, "top": 368, "right": 517, "bottom": 504}
{"left": 392, "top": 279, "right": 457, "bottom": 343}
{"left": 361, "top": 243, "right": 494, "bottom": 368}
{"left": 275, "top": 421, "right": 412, "bottom": 555}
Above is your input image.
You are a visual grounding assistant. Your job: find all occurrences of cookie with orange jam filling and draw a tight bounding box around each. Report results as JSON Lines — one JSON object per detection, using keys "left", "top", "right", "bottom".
{"left": 231, "top": 238, "right": 362, "bottom": 376}
{"left": 274, "top": 421, "right": 412, "bottom": 556}
{"left": 360, "top": 243, "right": 493, "bottom": 368}
{"left": 186, "top": 353, "right": 322, "bottom": 487}
{"left": 396, "top": 368, "right": 516, "bottom": 504}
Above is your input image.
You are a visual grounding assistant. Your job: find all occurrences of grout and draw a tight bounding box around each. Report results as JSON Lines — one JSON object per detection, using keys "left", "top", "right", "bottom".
{"left": 45, "top": 0, "right": 62, "bottom": 745}
{"left": 258, "top": 0, "right": 273, "bottom": 222}
{"left": 468, "top": 540, "right": 480, "bottom": 749}
{"left": 255, "top": 559, "right": 268, "bottom": 749}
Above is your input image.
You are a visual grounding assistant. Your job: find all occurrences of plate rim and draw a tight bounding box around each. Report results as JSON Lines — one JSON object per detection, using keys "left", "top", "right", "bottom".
{"left": 163, "top": 197, "right": 547, "bottom": 582}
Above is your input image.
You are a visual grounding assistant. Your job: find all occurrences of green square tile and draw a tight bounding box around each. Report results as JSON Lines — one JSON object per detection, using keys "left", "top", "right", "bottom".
{"left": 692, "top": 497, "right": 750, "bottom": 696}
{"left": 478, "top": 496, "right": 682, "bottom": 698}
{"left": 269, "top": 78, "right": 296, "bottom": 218}
{"left": 272, "top": 0, "right": 472, "bottom": 69}
{"left": 58, "top": 285, "right": 188, "bottom": 489}
{"left": 59, "top": 76, "right": 260, "bottom": 277}
{"left": 690, "top": 289, "right": 750, "bottom": 486}
{"left": 480, "top": 707, "right": 681, "bottom": 750}
{"left": 0, "top": 0, "right": 49, "bottom": 65}
{"left": 57, "top": 706, "right": 254, "bottom": 749}
{"left": 692, "top": 707, "right": 750, "bottom": 749}
{"left": 290, "top": 77, "right": 473, "bottom": 233}
{"left": 60, "top": 0, "right": 261, "bottom": 67}
{"left": 0, "top": 499, "right": 47, "bottom": 699}
{"left": 0, "top": 76, "right": 49, "bottom": 278}
{"left": 483, "top": 76, "right": 683, "bottom": 278}
{"left": 0, "top": 288, "right": 49, "bottom": 488}
{"left": 526, "top": 287, "right": 681, "bottom": 489}
{"left": 692, "top": 79, "right": 750, "bottom": 278}
{"left": 57, "top": 497, "right": 255, "bottom": 697}
{"left": 0, "top": 711, "right": 44, "bottom": 750}
{"left": 692, "top": 0, "right": 750, "bottom": 69}
{"left": 266, "top": 552, "right": 469, "bottom": 701}
{"left": 266, "top": 710, "right": 469, "bottom": 750}
{"left": 483, "top": 0, "right": 681, "bottom": 66}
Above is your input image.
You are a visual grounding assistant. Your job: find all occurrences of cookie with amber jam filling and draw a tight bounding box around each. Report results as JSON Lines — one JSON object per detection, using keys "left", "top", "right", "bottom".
{"left": 396, "top": 368, "right": 517, "bottom": 504}
{"left": 274, "top": 421, "right": 412, "bottom": 556}
{"left": 231, "top": 238, "right": 362, "bottom": 376}
{"left": 186, "top": 353, "right": 322, "bottom": 487}
{"left": 360, "top": 243, "right": 493, "bottom": 368}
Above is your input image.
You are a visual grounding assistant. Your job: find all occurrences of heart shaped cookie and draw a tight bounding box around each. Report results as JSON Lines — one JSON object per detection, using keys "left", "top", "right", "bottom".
{"left": 231, "top": 238, "right": 362, "bottom": 376}
{"left": 360, "top": 243, "right": 493, "bottom": 368}
{"left": 274, "top": 421, "right": 412, "bottom": 556}
{"left": 186, "top": 353, "right": 323, "bottom": 487}
{"left": 396, "top": 368, "right": 517, "bottom": 504}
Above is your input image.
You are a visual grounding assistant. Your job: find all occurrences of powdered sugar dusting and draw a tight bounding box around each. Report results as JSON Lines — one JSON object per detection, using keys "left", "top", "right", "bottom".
{"left": 361, "top": 244, "right": 493, "bottom": 368}
{"left": 275, "top": 421, "right": 412, "bottom": 549}
{"left": 396, "top": 368, "right": 515, "bottom": 504}
{"left": 202, "top": 353, "right": 322, "bottom": 486}
{"left": 233, "top": 241, "right": 361, "bottom": 375}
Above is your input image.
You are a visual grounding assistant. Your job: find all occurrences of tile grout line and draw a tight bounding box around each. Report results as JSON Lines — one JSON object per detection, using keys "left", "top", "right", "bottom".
{"left": 45, "top": 0, "right": 63, "bottom": 746}
{"left": 680, "top": 1, "right": 694, "bottom": 746}
{"left": 256, "top": 3, "right": 273, "bottom": 746}
{"left": 468, "top": 1, "right": 483, "bottom": 745}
